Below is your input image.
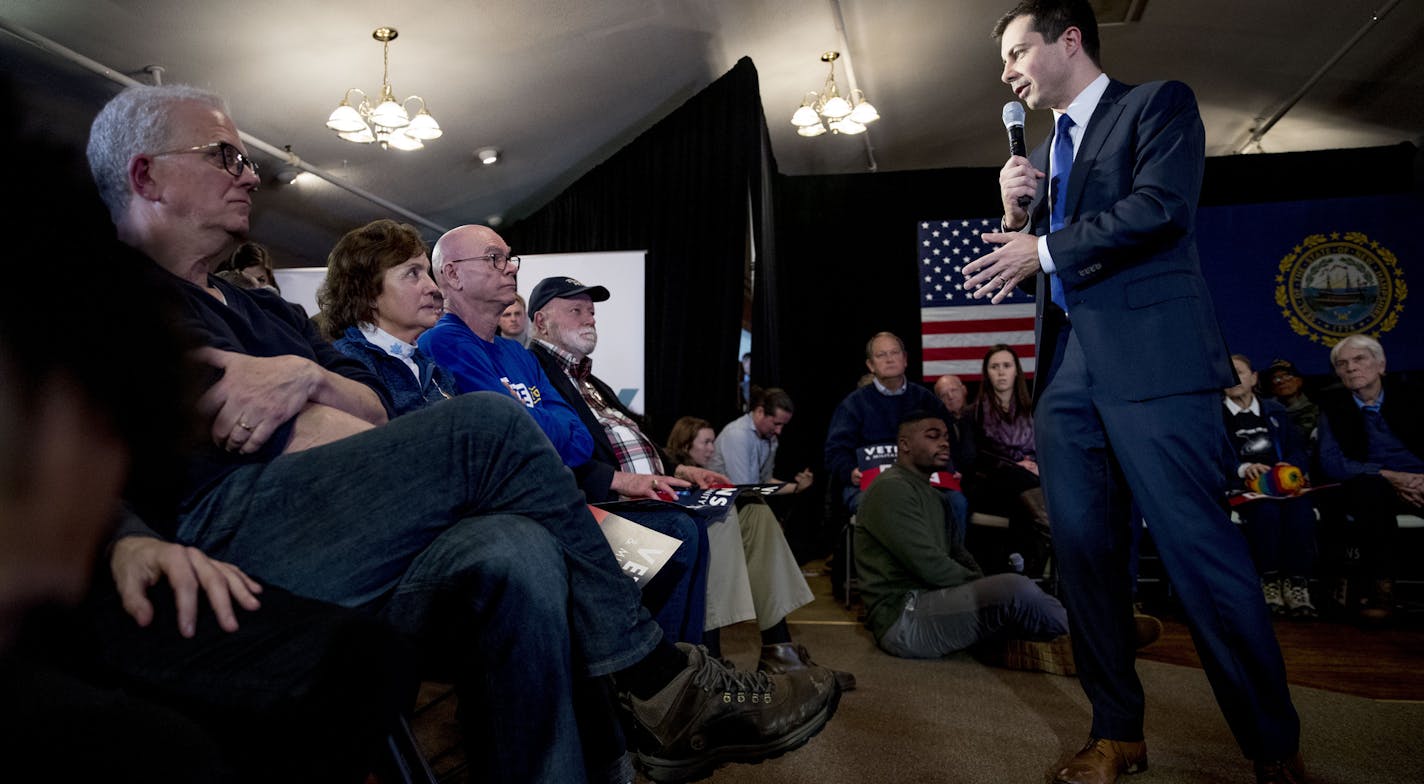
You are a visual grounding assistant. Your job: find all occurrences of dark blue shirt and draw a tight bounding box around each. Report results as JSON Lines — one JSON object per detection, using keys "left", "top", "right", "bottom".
{"left": 173, "top": 276, "right": 391, "bottom": 518}
{"left": 332, "top": 326, "right": 458, "bottom": 418}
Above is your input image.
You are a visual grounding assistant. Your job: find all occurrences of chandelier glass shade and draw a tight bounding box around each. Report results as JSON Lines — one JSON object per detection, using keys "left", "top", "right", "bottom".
{"left": 791, "top": 51, "right": 880, "bottom": 137}
{"left": 325, "top": 27, "right": 442, "bottom": 151}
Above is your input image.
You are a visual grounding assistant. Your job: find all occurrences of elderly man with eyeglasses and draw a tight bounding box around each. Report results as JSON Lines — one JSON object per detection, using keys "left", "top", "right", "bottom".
{"left": 419, "top": 228, "right": 718, "bottom": 646}
{"left": 89, "top": 84, "right": 841, "bottom": 784}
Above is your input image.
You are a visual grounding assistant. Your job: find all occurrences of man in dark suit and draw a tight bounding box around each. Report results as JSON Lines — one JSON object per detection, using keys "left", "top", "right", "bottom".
{"left": 962, "top": 3, "right": 1302, "bottom": 782}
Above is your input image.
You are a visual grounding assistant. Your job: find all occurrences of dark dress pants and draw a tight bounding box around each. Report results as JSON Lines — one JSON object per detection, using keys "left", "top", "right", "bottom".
{"left": 1036, "top": 328, "right": 1299, "bottom": 760}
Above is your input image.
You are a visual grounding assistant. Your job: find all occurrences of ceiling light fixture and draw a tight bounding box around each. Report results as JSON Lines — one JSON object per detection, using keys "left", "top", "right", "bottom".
{"left": 476, "top": 147, "right": 500, "bottom": 165}
{"left": 791, "top": 51, "right": 880, "bottom": 137}
{"left": 325, "top": 27, "right": 442, "bottom": 151}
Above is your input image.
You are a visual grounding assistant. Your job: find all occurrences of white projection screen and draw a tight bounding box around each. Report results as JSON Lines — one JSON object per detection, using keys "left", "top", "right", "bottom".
{"left": 274, "top": 249, "right": 649, "bottom": 413}
{"left": 516, "top": 250, "right": 648, "bottom": 413}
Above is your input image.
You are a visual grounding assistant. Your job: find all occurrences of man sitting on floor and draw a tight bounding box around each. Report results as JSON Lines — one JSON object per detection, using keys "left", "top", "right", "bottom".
{"left": 854, "top": 412, "right": 1071, "bottom": 670}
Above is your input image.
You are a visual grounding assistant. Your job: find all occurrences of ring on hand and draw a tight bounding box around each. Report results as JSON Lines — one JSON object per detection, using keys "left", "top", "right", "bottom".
{"left": 238, "top": 420, "right": 255, "bottom": 431}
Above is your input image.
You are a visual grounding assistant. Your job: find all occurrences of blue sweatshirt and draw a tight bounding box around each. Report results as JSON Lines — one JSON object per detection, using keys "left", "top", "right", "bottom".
{"left": 419, "top": 312, "right": 594, "bottom": 467}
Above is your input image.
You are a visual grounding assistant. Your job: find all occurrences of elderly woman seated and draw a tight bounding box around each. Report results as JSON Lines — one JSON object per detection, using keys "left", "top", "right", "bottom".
{"left": 317, "top": 219, "right": 458, "bottom": 416}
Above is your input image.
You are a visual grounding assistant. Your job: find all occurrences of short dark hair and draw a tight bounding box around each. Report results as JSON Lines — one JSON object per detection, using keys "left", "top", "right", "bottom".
{"left": 318, "top": 219, "right": 429, "bottom": 339}
{"left": 992, "top": 0, "right": 1102, "bottom": 68}
{"left": 897, "top": 410, "right": 945, "bottom": 438}
{"left": 757, "top": 387, "right": 795, "bottom": 417}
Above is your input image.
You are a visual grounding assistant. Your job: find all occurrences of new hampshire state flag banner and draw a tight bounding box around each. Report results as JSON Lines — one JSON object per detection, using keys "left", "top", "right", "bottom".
{"left": 917, "top": 219, "right": 1036, "bottom": 381}
{"left": 1194, "top": 193, "right": 1422, "bottom": 376}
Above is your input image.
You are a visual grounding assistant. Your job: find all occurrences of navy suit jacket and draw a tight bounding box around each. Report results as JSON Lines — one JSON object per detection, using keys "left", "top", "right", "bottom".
{"left": 1027, "top": 78, "right": 1234, "bottom": 402}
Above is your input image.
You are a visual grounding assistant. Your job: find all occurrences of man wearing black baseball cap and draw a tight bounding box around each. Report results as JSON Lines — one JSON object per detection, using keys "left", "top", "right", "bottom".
{"left": 1262, "top": 359, "right": 1319, "bottom": 443}
{"left": 529, "top": 276, "right": 610, "bottom": 316}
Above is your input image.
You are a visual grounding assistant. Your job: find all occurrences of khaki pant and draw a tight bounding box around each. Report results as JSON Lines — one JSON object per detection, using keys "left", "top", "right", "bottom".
{"left": 703, "top": 503, "right": 814, "bottom": 631}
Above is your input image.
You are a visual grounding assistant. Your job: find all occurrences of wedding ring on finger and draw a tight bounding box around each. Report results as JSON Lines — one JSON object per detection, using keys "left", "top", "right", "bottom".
{"left": 237, "top": 420, "right": 255, "bottom": 431}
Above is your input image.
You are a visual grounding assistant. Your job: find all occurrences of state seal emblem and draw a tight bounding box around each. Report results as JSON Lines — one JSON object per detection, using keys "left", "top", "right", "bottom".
{"left": 1274, "top": 231, "right": 1407, "bottom": 346}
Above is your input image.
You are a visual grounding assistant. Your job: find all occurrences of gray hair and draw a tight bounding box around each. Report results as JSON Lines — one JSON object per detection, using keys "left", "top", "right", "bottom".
{"left": 1329, "top": 334, "right": 1385, "bottom": 366}
{"left": 87, "top": 84, "right": 230, "bottom": 222}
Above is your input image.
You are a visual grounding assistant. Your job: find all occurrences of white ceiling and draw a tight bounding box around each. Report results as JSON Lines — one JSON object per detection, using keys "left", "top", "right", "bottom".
{"left": 4, "top": 0, "right": 1422, "bottom": 266}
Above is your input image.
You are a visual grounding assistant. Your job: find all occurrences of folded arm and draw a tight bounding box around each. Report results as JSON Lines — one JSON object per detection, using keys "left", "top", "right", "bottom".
{"left": 195, "top": 347, "right": 386, "bottom": 454}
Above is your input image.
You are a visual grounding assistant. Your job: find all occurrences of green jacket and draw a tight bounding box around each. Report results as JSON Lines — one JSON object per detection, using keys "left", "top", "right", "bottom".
{"left": 855, "top": 465, "right": 983, "bottom": 642}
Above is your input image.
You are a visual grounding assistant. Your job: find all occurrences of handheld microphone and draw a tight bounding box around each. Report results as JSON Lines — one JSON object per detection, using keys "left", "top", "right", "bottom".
{"left": 1001, "top": 101, "right": 1031, "bottom": 208}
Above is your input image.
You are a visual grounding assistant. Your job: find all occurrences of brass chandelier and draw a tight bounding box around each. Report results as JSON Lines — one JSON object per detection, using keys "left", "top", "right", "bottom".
{"left": 325, "top": 27, "right": 442, "bottom": 151}
{"left": 790, "top": 51, "right": 880, "bottom": 137}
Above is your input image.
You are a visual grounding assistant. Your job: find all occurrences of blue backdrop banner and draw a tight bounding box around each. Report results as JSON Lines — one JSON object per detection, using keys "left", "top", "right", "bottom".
{"left": 1196, "top": 193, "right": 1420, "bottom": 376}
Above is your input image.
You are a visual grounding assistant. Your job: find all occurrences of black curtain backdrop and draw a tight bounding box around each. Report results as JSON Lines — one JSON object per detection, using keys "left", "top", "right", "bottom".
{"left": 504, "top": 57, "right": 771, "bottom": 443}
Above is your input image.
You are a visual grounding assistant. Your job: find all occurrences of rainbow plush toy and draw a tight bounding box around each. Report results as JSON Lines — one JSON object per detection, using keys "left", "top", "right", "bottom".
{"left": 1247, "top": 464, "right": 1306, "bottom": 496}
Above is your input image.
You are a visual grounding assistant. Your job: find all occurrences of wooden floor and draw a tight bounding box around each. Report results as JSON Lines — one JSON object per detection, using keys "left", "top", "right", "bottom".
{"left": 1139, "top": 600, "right": 1424, "bottom": 702}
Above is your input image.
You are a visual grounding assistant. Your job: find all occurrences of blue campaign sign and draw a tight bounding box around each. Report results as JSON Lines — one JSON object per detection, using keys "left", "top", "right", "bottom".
{"left": 1196, "top": 193, "right": 1421, "bottom": 375}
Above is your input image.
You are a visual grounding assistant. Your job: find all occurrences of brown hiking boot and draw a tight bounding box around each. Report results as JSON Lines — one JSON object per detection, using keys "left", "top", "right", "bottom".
{"left": 622, "top": 643, "right": 841, "bottom": 783}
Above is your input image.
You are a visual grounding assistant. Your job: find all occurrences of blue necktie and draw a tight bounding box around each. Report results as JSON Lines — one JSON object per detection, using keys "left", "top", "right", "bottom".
{"left": 1049, "top": 112, "right": 1075, "bottom": 313}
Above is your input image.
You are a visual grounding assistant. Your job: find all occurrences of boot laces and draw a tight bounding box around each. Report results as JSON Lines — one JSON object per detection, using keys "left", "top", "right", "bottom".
{"left": 693, "top": 657, "right": 776, "bottom": 704}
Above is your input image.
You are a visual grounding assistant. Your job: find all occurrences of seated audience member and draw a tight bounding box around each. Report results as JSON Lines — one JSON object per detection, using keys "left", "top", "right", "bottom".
{"left": 317, "top": 218, "right": 457, "bottom": 416}
{"left": 1316, "top": 334, "right": 1423, "bottom": 623}
{"left": 968, "top": 345, "right": 1052, "bottom": 577}
{"left": 318, "top": 218, "right": 634, "bottom": 783}
{"left": 420, "top": 230, "right": 712, "bottom": 646}
{"left": 2, "top": 123, "right": 414, "bottom": 783}
{"left": 498, "top": 292, "right": 532, "bottom": 347}
{"left": 825, "top": 332, "right": 967, "bottom": 535}
{"left": 1262, "top": 359, "right": 1319, "bottom": 444}
{"left": 667, "top": 416, "right": 854, "bottom": 690}
{"left": 88, "top": 83, "right": 840, "bottom": 784}
{"left": 855, "top": 412, "right": 1070, "bottom": 670}
{"left": 708, "top": 387, "right": 814, "bottom": 496}
{"left": 1223, "top": 355, "right": 1318, "bottom": 619}
{"left": 933, "top": 373, "right": 978, "bottom": 478}
{"left": 217, "top": 240, "right": 279, "bottom": 292}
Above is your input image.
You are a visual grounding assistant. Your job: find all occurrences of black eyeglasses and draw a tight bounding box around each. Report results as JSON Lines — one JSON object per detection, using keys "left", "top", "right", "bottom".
{"left": 448, "top": 252, "right": 521, "bottom": 272}
{"left": 153, "top": 141, "right": 260, "bottom": 178}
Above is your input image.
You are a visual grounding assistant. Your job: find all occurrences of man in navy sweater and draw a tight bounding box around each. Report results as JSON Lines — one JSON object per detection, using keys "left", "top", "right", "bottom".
{"left": 825, "top": 333, "right": 967, "bottom": 539}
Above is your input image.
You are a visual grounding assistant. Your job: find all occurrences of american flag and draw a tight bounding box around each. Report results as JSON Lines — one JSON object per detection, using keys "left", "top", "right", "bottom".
{"left": 918, "top": 219, "right": 1036, "bottom": 382}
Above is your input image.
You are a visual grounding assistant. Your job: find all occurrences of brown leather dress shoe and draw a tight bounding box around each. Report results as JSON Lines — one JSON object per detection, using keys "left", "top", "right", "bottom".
{"left": 1254, "top": 752, "right": 1306, "bottom": 783}
{"left": 758, "top": 642, "right": 857, "bottom": 692}
{"left": 1052, "top": 737, "right": 1148, "bottom": 784}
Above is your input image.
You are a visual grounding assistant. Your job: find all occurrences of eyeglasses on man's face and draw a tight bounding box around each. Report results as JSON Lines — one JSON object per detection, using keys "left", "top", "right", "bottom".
{"left": 448, "top": 252, "right": 521, "bottom": 272}
{"left": 153, "top": 141, "right": 260, "bottom": 178}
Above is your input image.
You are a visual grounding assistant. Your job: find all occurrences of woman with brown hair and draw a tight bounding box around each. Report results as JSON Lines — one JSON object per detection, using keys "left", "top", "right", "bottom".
{"left": 968, "top": 344, "right": 1052, "bottom": 578}
{"left": 317, "top": 219, "right": 457, "bottom": 417}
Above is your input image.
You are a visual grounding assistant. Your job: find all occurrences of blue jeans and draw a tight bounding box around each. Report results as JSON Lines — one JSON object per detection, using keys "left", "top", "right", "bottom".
{"left": 177, "top": 393, "right": 661, "bottom": 676}
{"left": 604, "top": 501, "right": 710, "bottom": 645}
{"left": 379, "top": 514, "right": 585, "bottom": 783}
